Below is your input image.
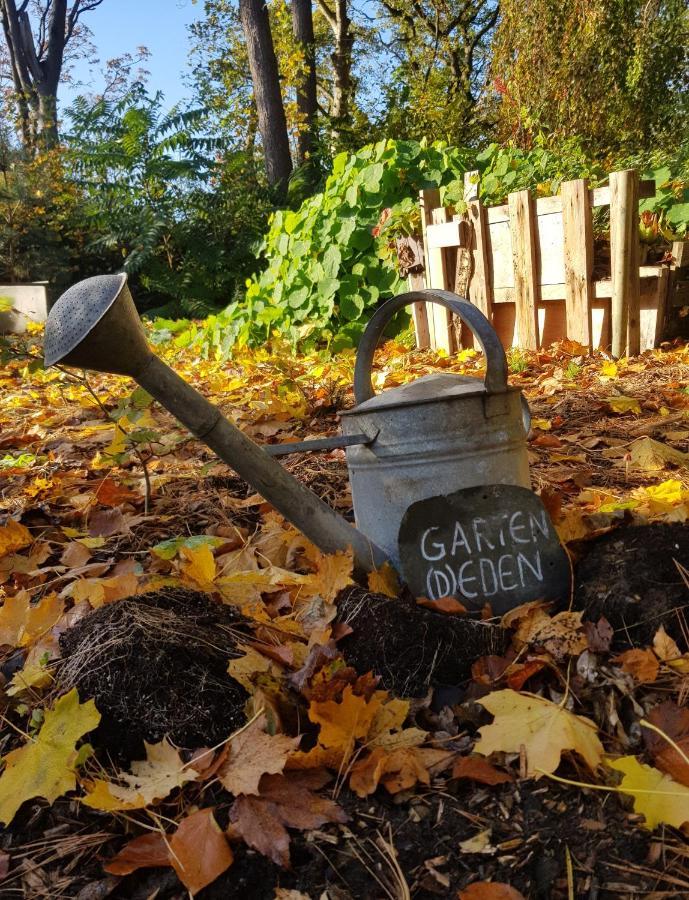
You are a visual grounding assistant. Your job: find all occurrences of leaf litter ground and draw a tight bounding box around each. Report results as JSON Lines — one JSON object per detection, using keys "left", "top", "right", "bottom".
{"left": 5, "top": 332, "right": 689, "bottom": 895}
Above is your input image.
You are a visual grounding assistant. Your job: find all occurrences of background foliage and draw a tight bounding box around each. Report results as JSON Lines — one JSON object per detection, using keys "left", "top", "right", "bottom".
{"left": 0, "top": 0, "right": 688, "bottom": 351}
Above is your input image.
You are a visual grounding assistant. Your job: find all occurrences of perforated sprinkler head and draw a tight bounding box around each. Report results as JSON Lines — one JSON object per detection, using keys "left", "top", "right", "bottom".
{"left": 44, "top": 273, "right": 152, "bottom": 376}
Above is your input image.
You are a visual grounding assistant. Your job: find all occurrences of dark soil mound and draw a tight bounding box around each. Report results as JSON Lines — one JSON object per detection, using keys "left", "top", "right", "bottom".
{"left": 573, "top": 522, "right": 689, "bottom": 646}
{"left": 58, "top": 588, "right": 251, "bottom": 760}
{"left": 337, "top": 588, "right": 508, "bottom": 696}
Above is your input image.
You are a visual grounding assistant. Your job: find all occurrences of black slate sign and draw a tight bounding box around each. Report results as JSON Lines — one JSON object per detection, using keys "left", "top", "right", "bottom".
{"left": 398, "top": 484, "right": 571, "bottom": 615}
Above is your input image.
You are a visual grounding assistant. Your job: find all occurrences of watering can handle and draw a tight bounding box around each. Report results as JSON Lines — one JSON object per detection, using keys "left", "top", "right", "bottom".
{"left": 354, "top": 289, "right": 509, "bottom": 404}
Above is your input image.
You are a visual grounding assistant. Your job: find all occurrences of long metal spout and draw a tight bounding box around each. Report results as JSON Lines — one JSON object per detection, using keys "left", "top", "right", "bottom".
{"left": 43, "top": 275, "right": 388, "bottom": 576}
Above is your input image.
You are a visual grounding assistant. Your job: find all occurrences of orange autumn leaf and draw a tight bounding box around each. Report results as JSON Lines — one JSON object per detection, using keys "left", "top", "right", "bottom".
{"left": 169, "top": 808, "right": 233, "bottom": 894}
{"left": 308, "top": 684, "right": 382, "bottom": 753}
{"left": 458, "top": 883, "right": 526, "bottom": 900}
{"left": 452, "top": 756, "right": 513, "bottom": 785}
{"left": 0, "top": 519, "right": 32, "bottom": 558}
{"left": 95, "top": 478, "right": 141, "bottom": 507}
{"left": 350, "top": 746, "right": 453, "bottom": 797}
{"left": 614, "top": 648, "right": 659, "bottom": 684}
{"left": 643, "top": 701, "right": 689, "bottom": 787}
{"left": 104, "top": 833, "right": 169, "bottom": 875}
{"left": 416, "top": 595, "right": 468, "bottom": 615}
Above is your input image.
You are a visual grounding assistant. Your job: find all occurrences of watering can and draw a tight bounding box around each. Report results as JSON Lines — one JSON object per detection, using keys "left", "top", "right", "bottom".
{"left": 43, "top": 276, "right": 530, "bottom": 576}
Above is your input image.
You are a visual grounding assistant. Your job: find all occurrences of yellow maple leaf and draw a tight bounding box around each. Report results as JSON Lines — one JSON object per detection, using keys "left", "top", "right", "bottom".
{"left": 608, "top": 756, "right": 689, "bottom": 829}
{"left": 0, "top": 592, "right": 64, "bottom": 648}
{"left": 474, "top": 689, "right": 603, "bottom": 777}
{"left": 301, "top": 548, "right": 353, "bottom": 602}
{"left": 367, "top": 563, "right": 401, "bottom": 598}
{"left": 599, "top": 360, "right": 619, "bottom": 379}
{"left": 0, "top": 519, "right": 32, "bottom": 558}
{"left": 0, "top": 689, "right": 100, "bottom": 825}
{"left": 308, "top": 685, "right": 382, "bottom": 754}
{"left": 82, "top": 738, "right": 198, "bottom": 811}
{"left": 606, "top": 396, "right": 641, "bottom": 415}
{"left": 179, "top": 544, "right": 216, "bottom": 586}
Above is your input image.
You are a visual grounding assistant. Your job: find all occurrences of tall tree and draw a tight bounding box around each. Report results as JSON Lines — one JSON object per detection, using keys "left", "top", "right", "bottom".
{"left": 291, "top": 0, "right": 317, "bottom": 163}
{"left": 238, "top": 0, "right": 292, "bottom": 191}
{"left": 316, "top": 0, "right": 352, "bottom": 145}
{"left": 491, "top": 0, "right": 689, "bottom": 154}
{"left": 375, "top": 0, "right": 498, "bottom": 143}
{"left": 0, "top": 0, "right": 105, "bottom": 151}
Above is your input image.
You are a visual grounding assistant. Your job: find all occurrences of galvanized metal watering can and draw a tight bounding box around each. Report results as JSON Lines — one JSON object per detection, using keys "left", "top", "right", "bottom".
{"left": 43, "top": 276, "right": 530, "bottom": 576}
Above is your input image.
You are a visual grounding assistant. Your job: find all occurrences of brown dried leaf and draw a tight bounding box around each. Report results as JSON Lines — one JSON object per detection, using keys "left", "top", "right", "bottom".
{"left": 614, "top": 648, "right": 659, "bottom": 684}
{"left": 169, "top": 808, "right": 233, "bottom": 894}
{"left": 458, "top": 883, "right": 526, "bottom": 900}
{"left": 452, "top": 756, "right": 513, "bottom": 785}
{"left": 643, "top": 701, "right": 689, "bottom": 786}
{"left": 217, "top": 714, "right": 300, "bottom": 796}
{"left": 103, "top": 833, "right": 169, "bottom": 875}
{"left": 228, "top": 771, "right": 347, "bottom": 868}
{"left": 416, "top": 596, "right": 468, "bottom": 614}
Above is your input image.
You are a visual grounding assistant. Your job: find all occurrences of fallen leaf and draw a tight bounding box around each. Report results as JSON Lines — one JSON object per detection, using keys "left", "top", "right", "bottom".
{"left": 608, "top": 756, "right": 689, "bottom": 829}
{"left": 88, "top": 507, "right": 130, "bottom": 538}
{"left": 452, "top": 756, "right": 513, "bottom": 785}
{"left": 643, "top": 701, "right": 689, "bottom": 786}
{"left": 474, "top": 689, "right": 603, "bottom": 777}
{"left": 301, "top": 549, "right": 353, "bottom": 602}
{"left": 367, "top": 562, "right": 400, "bottom": 598}
{"left": 527, "top": 611, "right": 588, "bottom": 660}
{"left": 458, "top": 883, "right": 525, "bottom": 899}
{"left": 180, "top": 543, "right": 216, "bottom": 585}
{"left": 169, "top": 808, "right": 233, "bottom": 894}
{"left": 606, "top": 396, "right": 641, "bottom": 415}
{"left": 228, "top": 770, "right": 347, "bottom": 867}
{"left": 308, "top": 684, "right": 382, "bottom": 754}
{"left": 652, "top": 625, "right": 682, "bottom": 661}
{"left": 614, "top": 648, "right": 659, "bottom": 683}
{"left": 459, "top": 829, "right": 494, "bottom": 853}
{"left": 416, "top": 596, "right": 468, "bottom": 614}
{"left": 95, "top": 478, "right": 141, "bottom": 507}
{"left": 585, "top": 617, "right": 613, "bottom": 652}
{"left": 218, "top": 714, "right": 300, "bottom": 796}
{"left": 0, "top": 592, "right": 64, "bottom": 649}
{"left": 349, "top": 746, "right": 430, "bottom": 797}
{"left": 104, "top": 833, "right": 169, "bottom": 875}
{"left": 82, "top": 738, "right": 198, "bottom": 810}
{"left": 626, "top": 436, "right": 689, "bottom": 472}
{"left": 0, "top": 689, "right": 100, "bottom": 825}
{"left": 61, "top": 541, "right": 92, "bottom": 569}
{"left": 0, "top": 519, "right": 32, "bottom": 558}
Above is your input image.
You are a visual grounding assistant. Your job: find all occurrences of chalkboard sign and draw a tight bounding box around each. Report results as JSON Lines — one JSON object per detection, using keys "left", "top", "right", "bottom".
{"left": 398, "top": 484, "right": 571, "bottom": 615}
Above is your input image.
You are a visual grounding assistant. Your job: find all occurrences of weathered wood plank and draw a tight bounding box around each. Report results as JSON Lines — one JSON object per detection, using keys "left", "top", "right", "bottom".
{"left": 426, "top": 220, "right": 465, "bottom": 249}
{"left": 561, "top": 178, "right": 593, "bottom": 348}
{"left": 426, "top": 206, "right": 456, "bottom": 353}
{"left": 416, "top": 187, "right": 441, "bottom": 348}
{"left": 610, "top": 169, "right": 640, "bottom": 357}
{"left": 508, "top": 189, "right": 539, "bottom": 349}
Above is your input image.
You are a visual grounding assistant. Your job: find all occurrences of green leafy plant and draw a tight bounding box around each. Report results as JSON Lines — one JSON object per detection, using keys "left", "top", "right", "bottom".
{"left": 198, "top": 139, "right": 472, "bottom": 353}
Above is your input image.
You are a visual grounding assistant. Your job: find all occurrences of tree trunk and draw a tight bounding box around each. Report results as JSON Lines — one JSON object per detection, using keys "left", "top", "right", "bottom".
{"left": 238, "top": 0, "right": 292, "bottom": 193}
{"left": 316, "top": 0, "right": 353, "bottom": 147}
{"left": 291, "top": 0, "right": 317, "bottom": 164}
{"left": 0, "top": 0, "right": 104, "bottom": 152}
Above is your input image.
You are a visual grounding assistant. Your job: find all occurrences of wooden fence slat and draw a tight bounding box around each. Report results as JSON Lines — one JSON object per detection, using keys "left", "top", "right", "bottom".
{"left": 464, "top": 170, "right": 493, "bottom": 319}
{"left": 561, "top": 179, "right": 593, "bottom": 348}
{"left": 413, "top": 188, "right": 440, "bottom": 349}
{"left": 426, "top": 207, "right": 456, "bottom": 353}
{"left": 508, "top": 189, "right": 539, "bottom": 350}
{"left": 610, "top": 169, "right": 640, "bottom": 357}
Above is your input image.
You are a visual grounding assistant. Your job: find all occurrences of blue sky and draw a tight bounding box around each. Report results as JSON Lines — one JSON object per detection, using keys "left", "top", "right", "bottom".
{"left": 60, "top": 0, "right": 203, "bottom": 110}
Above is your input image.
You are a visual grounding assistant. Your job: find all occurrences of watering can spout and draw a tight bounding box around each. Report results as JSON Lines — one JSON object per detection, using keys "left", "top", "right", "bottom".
{"left": 43, "top": 274, "right": 388, "bottom": 576}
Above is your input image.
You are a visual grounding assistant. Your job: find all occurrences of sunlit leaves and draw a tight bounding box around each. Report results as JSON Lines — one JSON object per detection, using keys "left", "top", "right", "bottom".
{"left": 0, "top": 689, "right": 100, "bottom": 825}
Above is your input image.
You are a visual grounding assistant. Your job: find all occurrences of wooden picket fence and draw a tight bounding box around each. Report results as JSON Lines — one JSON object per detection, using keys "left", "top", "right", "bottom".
{"left": 406, "top": 169, "right": 689, "bottom": 357}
